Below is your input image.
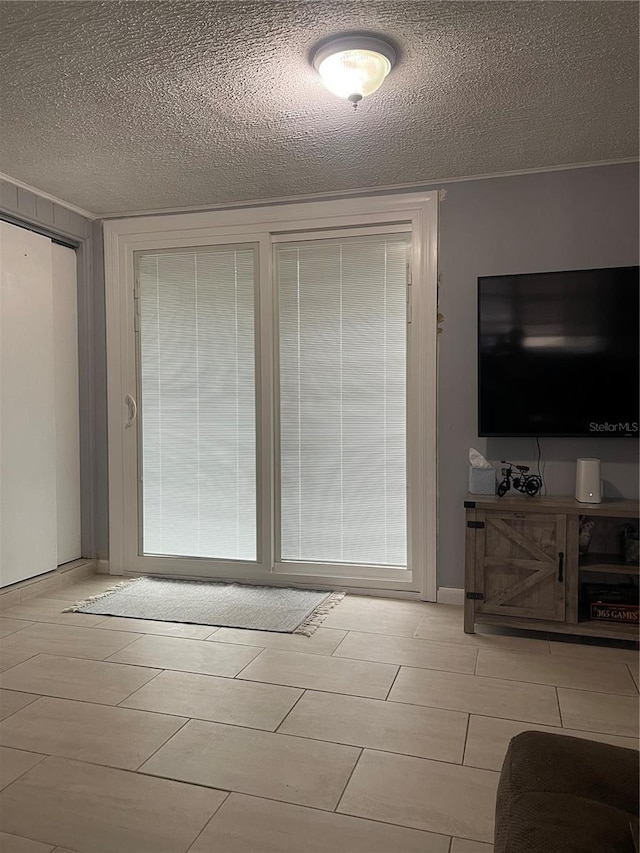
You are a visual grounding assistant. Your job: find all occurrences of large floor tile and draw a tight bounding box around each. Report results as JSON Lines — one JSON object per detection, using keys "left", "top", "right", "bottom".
{"left": 0, "top": 591, "right": 21, "bottom": 612}
{"left": 121, "top": 669, "right": 302, "bottom": 731}
{"left": 210, "top": 626, "right": 347, "bottom": 655}
{"left": 188, "top": 792, "right": 451, "bottom": 853}
{"left": 47, "top": 577, "right": 130, "bottom": 602}
{"left": 334, "top": 596, "right": 431, "bottom": 616}
{"left": 238, "top": 648, "right": 397, "bottom": 698}
{"left": 476, "top": 648, "right": 637, "bottom": 694}
{"left": 338, "top": 749, "right": 499, "bottom": 842}
{"left": 140, "top": 718, "right": 359, "bottom": 810}
{"left": 322, "top": 597, "right": 424, "bottom": 637}
{"left": 0, "top": 650, "right": 37, "bottom": 674}
{"left": 96, "top": 616, "right": 215, "bottom": 640}
{"left": 409, "top": 603, "right": 462, "bottom": 619}
{"left": 414, "top": 617, "right": 551, "bottom": 654}
{"left": 388, "top": 667, "right": 561, "bottom": 725}
{"left": 0, "top": 696, "right": 186, "bottom": 770}
{"left": 333, "top": 631, "right": 477, "bottom": 674}
{"left": 0, "top": 756, "right": 226, "bottom": 853}
{"left": 279, "top": 690, "right": 468, "bottom": 763}
{"left": 0, "top": 623, "right": 141, "bottom": 661}
{"left": 629, "top": 664, "right": 639, "bottom": 691}
{"left": 107, "top": 634, "right": 262, "bottom": 677}
{"left": 0, "top": 654, "right": 160, "bottom": 705}
{"left": 0, "top": 833, "right": 54, "bottom": 853}
{"left": 0, "top": 598, "right": 105, "bottom": 628}
{"left": 548, "top": 640, "right": 639, "bottom": 665}
{"left": 0, "top": 746, "right": 45, "bottom": 790}
{"left": 464, "top": 714, "right": 639, "bottom": 772}
{"left": 0, "top": 619, "right": 32, "bottom": 640}
{"left": 558, "top": 687, "right": 639, "bottom": 737}
{"left": 0, "top": 690, "right": 38, "bottom": 722}
{"left": 16, "top": 577, "right": 63, "bottom": 603}
{"left": 451, "top": 840, "right": 494, "bottom": 853}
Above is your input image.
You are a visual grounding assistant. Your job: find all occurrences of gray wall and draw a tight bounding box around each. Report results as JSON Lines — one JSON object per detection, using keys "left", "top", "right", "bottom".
{"left": 437, "top": 162, "right": 639, "bottom": 588}
{"left": 91, "top": 221, "right": 109, "bottom": 561}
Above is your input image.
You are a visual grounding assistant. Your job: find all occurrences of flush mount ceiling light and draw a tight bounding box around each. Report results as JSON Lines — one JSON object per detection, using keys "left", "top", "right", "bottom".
{"left": 312, "top": 34, "right": 396, "bottom": 108}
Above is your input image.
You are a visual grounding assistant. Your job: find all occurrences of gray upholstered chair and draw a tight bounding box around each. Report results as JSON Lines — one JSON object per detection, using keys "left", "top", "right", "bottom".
{"left": 495, "top": 730, "right": 639, "bottom": 853}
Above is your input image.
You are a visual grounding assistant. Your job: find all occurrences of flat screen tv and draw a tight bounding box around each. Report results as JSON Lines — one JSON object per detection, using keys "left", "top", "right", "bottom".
{"left": 478, "top": 266, "right": 639, "bottom": 437}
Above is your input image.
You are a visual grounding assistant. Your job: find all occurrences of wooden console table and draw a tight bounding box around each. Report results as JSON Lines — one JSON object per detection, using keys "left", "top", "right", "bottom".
{"left": 464, "top": 494, "right": 639, "bottom": 642}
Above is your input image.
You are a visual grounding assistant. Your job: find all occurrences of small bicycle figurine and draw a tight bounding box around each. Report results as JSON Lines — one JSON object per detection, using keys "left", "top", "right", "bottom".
{"left": 497, "top": 461, "right": 543, "bottom": 497}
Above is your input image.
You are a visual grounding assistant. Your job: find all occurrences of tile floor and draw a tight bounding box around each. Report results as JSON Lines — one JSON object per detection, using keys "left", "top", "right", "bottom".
{"left": 0, "top": 575, "right": 637, "bottom": 853}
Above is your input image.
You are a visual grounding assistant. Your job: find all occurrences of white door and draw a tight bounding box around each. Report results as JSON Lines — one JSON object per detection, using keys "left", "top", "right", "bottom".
{"left": 1, "top": 223, "right": 57, "bottom": 586}
{"left": 0, "top": 223, "right": 81, "bottom": 588}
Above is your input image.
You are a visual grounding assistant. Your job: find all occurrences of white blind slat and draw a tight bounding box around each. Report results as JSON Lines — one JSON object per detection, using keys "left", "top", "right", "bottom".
{"left": 277, "top": 235, "right": 408, "bottom": 568}
{"left": 138, "top": 247, "right": 256, "bottom": 561}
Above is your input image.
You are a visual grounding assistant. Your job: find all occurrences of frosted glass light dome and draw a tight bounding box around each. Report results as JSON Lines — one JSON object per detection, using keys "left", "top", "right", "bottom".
{"left": 313, "top": 35, "right": 396, "bottom": 105}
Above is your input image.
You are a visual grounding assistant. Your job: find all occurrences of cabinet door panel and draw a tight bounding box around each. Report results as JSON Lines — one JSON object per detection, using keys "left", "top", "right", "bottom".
{"left": 476, "top": 512, "right": 566, "bottom": 621}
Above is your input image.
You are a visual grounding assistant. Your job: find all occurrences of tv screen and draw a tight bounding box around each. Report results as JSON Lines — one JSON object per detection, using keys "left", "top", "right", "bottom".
{"left": 478, "top": 266, "right": 639, "bottom": 437}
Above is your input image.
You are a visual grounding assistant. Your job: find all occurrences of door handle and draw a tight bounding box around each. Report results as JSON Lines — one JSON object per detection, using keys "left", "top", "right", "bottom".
{"left": 125, "top": 394, "right": 137, "bottom": 428}
{"left": 557, "top": 551, "right": 564, "bottom": 583}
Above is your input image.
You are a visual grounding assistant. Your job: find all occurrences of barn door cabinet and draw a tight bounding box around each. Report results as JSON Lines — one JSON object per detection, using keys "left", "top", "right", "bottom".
{"left": 464, "top": 495, "right": 639, "bottom": 642}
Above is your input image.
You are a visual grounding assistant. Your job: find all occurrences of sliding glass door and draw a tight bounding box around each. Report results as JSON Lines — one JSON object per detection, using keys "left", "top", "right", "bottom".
{"left": 136, "top": 245, "right": 258, "bottom": 564}
{"left": 276, "top": 234, "right": 409, "bottom": 571}
{"left": 133, "top": 234, "right": 411, "bottom": 580}
{"left": 108, "top": 191, "right": 437, "bottom": 595}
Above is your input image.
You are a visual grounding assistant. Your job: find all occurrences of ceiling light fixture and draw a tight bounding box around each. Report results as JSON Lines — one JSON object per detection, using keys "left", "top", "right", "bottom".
{"left": 312, "top": 34, "right": 396, "bottom": 109}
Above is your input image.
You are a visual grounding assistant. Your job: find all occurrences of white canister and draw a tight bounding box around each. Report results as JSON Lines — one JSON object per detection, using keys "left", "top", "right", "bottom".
{"left": 575, "top": 458, "right": 602, "bottom": 504}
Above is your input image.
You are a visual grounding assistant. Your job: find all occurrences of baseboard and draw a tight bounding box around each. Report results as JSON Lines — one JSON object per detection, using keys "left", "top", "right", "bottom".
{"left": 95, "top": 559, "right": 112, "bottom": 574}
{"left": 436, "top": 587, "right": 464, "bottom": 606}
{"left": 0, "top": 558, "right": 96, "bottom": 610}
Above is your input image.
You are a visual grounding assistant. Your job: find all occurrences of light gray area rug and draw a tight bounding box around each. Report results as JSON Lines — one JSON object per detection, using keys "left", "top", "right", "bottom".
{"left": 65, "top": 577, "right": 345, "bottom": 635}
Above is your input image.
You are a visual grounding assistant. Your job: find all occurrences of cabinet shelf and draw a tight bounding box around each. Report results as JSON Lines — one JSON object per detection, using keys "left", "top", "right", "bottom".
{"left": 579, "top": 553, "right": 639, "bottom": 575}
{"left": 577, "top": 618, "right": 639, "bottom": 639}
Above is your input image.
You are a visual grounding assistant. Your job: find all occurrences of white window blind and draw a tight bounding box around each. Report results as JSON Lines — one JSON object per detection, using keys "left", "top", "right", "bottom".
{"left": 277, "top": 234, "right": 408, "bottom": 567}
{"left": 137, "top": 246, "right": 256, "bottom": 561}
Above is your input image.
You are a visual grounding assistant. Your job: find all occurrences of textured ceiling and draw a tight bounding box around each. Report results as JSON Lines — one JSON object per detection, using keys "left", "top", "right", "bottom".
{"left": 0, "top": 1, "right": 637, "bottom": 215}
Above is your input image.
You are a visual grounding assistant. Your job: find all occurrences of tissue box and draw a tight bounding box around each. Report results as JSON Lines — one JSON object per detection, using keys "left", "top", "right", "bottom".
{"left": 469, "top": 466, "right": 496, "bottom": 495}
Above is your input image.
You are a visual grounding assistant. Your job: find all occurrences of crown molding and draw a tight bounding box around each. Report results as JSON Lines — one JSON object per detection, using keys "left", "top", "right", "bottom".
{"left": 99, "top": 157, "right": 638, "bottom": 219}
{"left": 3, "top": 157, "right": 636, "bottom": 222}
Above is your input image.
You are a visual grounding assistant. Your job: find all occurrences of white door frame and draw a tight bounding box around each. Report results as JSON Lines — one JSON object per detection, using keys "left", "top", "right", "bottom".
{"left": 104, "top": 191, "right": 438, "bottom": 599}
